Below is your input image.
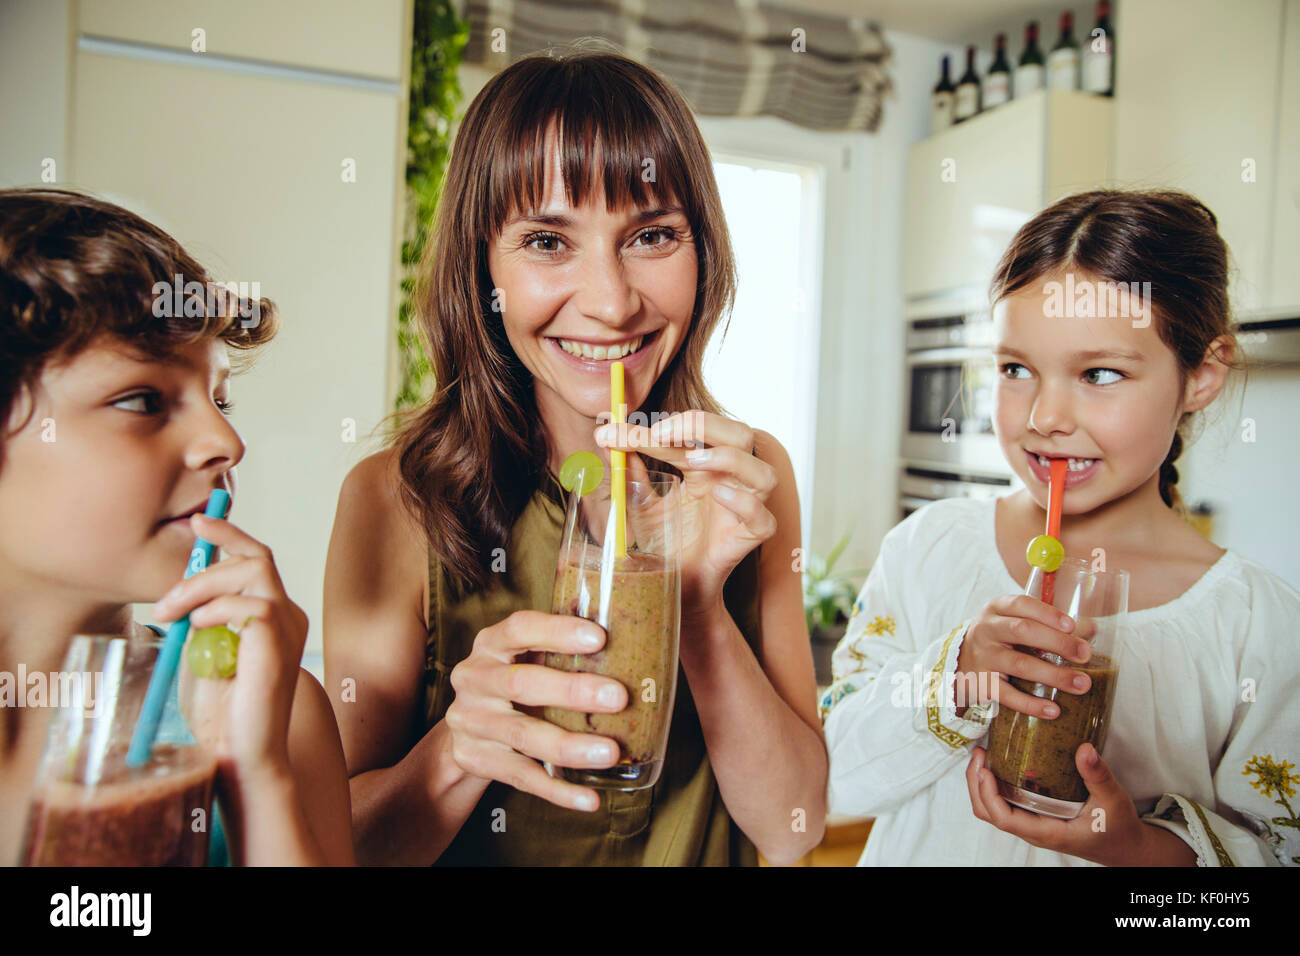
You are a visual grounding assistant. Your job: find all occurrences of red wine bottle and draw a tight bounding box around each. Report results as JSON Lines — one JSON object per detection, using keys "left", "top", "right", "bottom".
{"left": 1014, "top": 21, "right": 1044, "bottom": 97}
{"left": 1047, "top": 10, "right": 1080, "bottom": 90}
{"left": 931, "top": 54, "right": 956, "bottom": 134}
{"left": 1082, "top": 0, "right": 1115, "bottom": 96}
{"left": 985, "top": 33, "right": 1011, "bottom": 108}
{"left": 954, "top": 45, "right": 981, "bottom": 122}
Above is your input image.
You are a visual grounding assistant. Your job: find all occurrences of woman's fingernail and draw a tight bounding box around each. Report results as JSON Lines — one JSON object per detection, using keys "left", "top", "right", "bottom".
{"left": 587, "top": 743, "right": 614, "bottom": 763}
{"left": 597, "top": 684, "right": 622, "bottom": 708}
{"left": 1074, "top": 675, "right": 1090, "bottom": 691}
{"left": 685, "top": 448, "right": 711, "bottom": 463}
{"left": 1059, "top": 616, "right": 1073, "bottom": 631}
{"left": 574, "top": 792, "right": 598, "bottom": 811}
{"left": 578, "top": 626, "right": 601, "bottom": 649}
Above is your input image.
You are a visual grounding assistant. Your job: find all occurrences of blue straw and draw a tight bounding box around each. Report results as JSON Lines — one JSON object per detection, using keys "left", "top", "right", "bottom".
{"left": 126, "top": 489, "right": 231, "bottom": 767}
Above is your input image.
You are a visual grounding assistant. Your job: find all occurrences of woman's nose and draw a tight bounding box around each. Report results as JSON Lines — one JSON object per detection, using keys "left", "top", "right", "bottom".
{"left": 573, "top": 249, "right": 641, "bottom": 327}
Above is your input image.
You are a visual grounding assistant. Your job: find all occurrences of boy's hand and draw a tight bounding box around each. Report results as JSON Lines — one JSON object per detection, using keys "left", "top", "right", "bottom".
{"left": 155, "top": 513, "right": 308, "bottom": 778}
{"left": 966, "top": 744, "right": 1196, "bottom": 866}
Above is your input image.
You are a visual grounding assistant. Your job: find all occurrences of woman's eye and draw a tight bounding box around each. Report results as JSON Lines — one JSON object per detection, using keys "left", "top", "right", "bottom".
{"left": 523, "top": 231, "right": 564, "bottom": 254}
{"left": 633, "top": 226, "right": 676, "bottom": 248}
{"left": 112, "top": 392, "right": 162, "bottom": 414}
{"left": 215, "top": 398, "right": 235, "bottom": 416}
{"left": 1084, "top": 368, "right": 1124, "bottom": 385}
{"left": 999, "top": 362, "right": 1031, "bottom": 379}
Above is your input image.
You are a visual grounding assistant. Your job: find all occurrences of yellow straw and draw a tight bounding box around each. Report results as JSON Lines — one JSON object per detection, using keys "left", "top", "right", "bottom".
{"left": 610, "top": 361, "right": 627, "bottom": 560}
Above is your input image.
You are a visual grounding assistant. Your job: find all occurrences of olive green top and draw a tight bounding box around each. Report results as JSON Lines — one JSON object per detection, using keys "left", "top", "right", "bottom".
{"left": 423, "top": 471, "right": 762, "bottom": 866}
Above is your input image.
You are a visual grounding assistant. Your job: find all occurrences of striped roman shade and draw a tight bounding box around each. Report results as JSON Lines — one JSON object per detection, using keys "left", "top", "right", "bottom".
{"left": 459, "top": 0, "right": 893, "bottom": 132}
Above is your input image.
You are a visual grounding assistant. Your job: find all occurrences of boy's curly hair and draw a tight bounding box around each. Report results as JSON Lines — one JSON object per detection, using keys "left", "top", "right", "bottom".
{"left": 0, "top": 188, "right": 278, "bottom": 464}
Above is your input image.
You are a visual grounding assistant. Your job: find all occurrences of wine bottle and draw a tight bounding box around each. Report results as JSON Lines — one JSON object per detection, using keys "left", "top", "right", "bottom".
{"left": 1082, "top": 0, "right": 1115, "bottom": 96}
{"left": 985, "top": 33, "right": 1011, "bottom": 108}
{"left": 1047, "top": 10, "right": 1080, "bottom": 90}
{"left": 954, "top": 45, "right": 981, "bottom": 122}
{"left": 931, "top": 55, "right": 956, "bottom": 134}
{"left": 1014, "top": 21, "right": 1044, "bottom": 97}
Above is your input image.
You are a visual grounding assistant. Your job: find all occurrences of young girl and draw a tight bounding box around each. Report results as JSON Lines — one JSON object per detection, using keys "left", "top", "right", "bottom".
{"left": 0, "top": 188, "right": 354, "bottom": 865}
{"left": 822, "top": 189, "right": 1300, "bottom": 867}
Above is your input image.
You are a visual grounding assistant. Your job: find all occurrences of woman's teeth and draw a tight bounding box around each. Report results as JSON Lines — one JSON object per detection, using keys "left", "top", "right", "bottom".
{"left": 556, "top": 335, "right": 644, "bottom": 361}
{"left": 1036, "top": 454, "right": 1098, "bottom": 472}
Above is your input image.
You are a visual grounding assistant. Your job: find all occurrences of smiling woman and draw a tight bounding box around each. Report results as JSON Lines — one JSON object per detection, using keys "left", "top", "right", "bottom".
{"left": 323, "top": 47, "right": 828, "bottom": 867}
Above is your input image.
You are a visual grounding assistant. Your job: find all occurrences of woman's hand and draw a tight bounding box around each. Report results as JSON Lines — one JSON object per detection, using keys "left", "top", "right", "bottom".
{"left": 595, "top": 410, "right": 778, "bottom": 623}
{"left": 154, "top": 513, "right": 307, "bottom": 779}
{"left": 966, "top": 744, "right": 1197, "bottom": 866}
{"left": 955, "top": 594, "right": 1094, "bottom": 718}
{"left": 443, "top": 610, "right": 630, "bottom": 812}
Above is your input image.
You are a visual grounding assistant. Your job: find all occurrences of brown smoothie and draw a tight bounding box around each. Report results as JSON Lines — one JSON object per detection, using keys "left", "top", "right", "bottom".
{"left": 986, "top": 652, "right": 1119, "bottom": 807}
{"left": 22, "top": 742, "right": 216, "bottom": 866}
{"left": 544, "top": 552, "right": 679, "bottom": 779}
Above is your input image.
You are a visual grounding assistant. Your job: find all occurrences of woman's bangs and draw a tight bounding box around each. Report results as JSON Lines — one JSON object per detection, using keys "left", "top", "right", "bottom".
{"left": 486, "top": 97, "right": 687, "bottom": 236}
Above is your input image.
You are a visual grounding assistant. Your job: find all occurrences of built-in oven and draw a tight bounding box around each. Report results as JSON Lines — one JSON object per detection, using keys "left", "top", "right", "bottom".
{"left": 900, "top": 310, "right": 1017, "bottom": 518}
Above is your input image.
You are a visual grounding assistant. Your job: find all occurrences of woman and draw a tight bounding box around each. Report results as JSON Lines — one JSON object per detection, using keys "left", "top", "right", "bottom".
{"left": 323, "top": 49, "right": 826, "bottom": 865}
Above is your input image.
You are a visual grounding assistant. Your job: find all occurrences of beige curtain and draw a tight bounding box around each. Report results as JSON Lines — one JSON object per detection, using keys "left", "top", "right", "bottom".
{"left": 459, "top": 0, "right": 893, "bottom": 132}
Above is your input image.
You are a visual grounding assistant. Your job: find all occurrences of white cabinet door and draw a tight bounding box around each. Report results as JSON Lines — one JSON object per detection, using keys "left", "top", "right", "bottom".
{"left": 904, "top": 93, "right": 1044, "bottom": 300}
{"left": 1114, "top": 0, "right": 1283, "bottom": 315}
{"left": 1270, "top": 0, "right": 1300, "bottom": 315}
{"left": 72, "top": 50, "right": 404, "bottom": 649}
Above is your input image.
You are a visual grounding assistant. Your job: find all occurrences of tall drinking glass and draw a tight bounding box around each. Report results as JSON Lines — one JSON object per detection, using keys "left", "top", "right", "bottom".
{"left": 985, "top": 558, "right": 1129, "bottom": 819}
{"left": 543, "top": 466, "right": 682, "bottom": 791}
{"left": 21, "top": 634, "right": 217, "bottom": 866}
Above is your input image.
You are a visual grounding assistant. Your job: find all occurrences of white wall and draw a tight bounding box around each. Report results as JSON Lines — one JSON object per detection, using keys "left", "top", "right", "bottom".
{"left": 0, "top": 0, "right": 71, "bottom": 186}
{"left": 2, "top": 1, "right": 411, "bottom": 654}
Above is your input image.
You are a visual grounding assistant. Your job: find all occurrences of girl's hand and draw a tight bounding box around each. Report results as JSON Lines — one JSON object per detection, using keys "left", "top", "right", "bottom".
{"left": 154, "top": 513, "right": 307, "bottom": 779}
{"left": 595, "top": 410, "right": 778, "bottom": 623}
{"left": 956, "top": 594, "right": 1094, "bottom": 718}
{"left": 966, "top": 744, "right": 1193, "bottom": 866}
{"left": 443, "top": 610, "right": 630, "bottom": 813}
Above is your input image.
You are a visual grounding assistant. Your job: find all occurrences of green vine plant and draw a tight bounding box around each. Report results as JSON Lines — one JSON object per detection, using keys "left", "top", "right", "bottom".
{"left": 396, "top": 0, "right": 470, "bottom": 410}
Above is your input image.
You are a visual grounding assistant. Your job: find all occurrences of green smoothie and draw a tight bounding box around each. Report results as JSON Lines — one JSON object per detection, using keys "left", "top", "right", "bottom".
{"left": 986, "top": 652, "right": 1119, "bottom": 814}
{"left": 544, "top": 551, "right": 679, "bottom": 788}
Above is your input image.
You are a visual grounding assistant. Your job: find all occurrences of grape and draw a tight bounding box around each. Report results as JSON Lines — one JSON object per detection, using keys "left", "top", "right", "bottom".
{"left": 1025, "top": 534, "right": 1065, "bottom": 573}
{"left": 559, "top": 451, "right": 604, "bottom": 495}
{"left": 186, "top": 625, "right": 240, "bottom": 679}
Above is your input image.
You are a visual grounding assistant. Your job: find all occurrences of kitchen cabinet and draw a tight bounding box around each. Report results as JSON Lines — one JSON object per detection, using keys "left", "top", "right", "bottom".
{"left": 903, "top": 89, "right": 1114, "bottom": 305}
{"left": 1114, "top": 0, "right": 1292, "bottom": 316}
{"left": 1269, "top": 0, "right": 1300, "bottom": 317}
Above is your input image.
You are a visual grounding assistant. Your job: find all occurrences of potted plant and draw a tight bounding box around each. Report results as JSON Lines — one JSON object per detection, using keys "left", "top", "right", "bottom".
{"left": 803, "top": 530, "right": 868, "bottom": 686}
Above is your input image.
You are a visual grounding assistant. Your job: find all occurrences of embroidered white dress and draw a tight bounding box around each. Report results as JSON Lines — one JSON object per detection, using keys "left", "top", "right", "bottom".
{"left": 821, "top": 496, "right": 1300, "bottom": 867}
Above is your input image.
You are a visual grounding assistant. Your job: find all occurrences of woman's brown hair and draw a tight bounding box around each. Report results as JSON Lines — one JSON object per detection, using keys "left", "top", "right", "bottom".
{"left": 392, "top": 48, "right": 737, "bottom": 597}
{"left": 989, "top": 188, "right": 1241, "bottom": 512}
{"left": 0, "top": 188, "right": 278, "bottom": 467}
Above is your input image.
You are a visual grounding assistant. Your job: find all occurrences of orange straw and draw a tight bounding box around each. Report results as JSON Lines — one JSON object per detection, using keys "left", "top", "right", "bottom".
{"left": 1043, "top": 458, "right": 1067, "bottom": 605}
{"left": 610, "top": 361, "right": 627, "bottom": 560}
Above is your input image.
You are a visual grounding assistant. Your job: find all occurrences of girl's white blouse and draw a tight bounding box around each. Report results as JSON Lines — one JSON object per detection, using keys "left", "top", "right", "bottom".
{"left": 821, "top": 496, "right": 1300, "bottom": 866}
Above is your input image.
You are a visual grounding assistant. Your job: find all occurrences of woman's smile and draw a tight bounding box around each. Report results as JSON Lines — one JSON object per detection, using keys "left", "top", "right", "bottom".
{"left": 545, "top": 328, "right": 662, "bottom": 371}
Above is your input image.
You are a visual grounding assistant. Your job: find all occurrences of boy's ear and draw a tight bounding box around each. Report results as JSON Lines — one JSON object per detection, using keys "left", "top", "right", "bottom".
{"left": 1182, "top": 335, "right": 1234, "bottom": 414}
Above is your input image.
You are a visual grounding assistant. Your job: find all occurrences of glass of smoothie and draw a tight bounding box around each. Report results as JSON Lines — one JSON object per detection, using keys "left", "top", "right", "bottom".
{"left": 543, "top": 464, "right": 682, "bottom": 791}
{"left": 985, "top": 558, "right": 1129, "bottom": 819}
{"left": 20, "top": 633, "right": 217, "bottom": 866}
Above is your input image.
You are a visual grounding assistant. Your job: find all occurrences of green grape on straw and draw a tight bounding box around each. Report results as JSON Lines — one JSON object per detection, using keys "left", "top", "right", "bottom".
{"left": 1025, "top": 534, "right": 1065, "bottom": 573}
{"left": 186, "top": 625, "right": 240, "bottom": 679}
{"left": 559, "top": 451, "right": 603, "bottom": 495}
